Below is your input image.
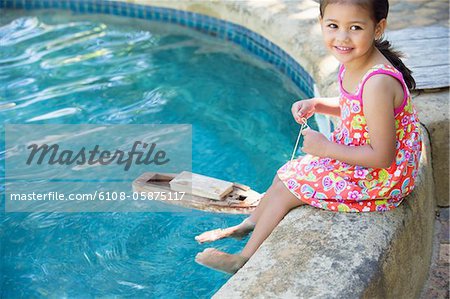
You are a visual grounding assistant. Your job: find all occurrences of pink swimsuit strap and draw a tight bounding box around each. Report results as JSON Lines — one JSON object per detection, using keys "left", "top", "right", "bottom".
{"left": 339, "top": 64, "right": 410, "bottom": 115}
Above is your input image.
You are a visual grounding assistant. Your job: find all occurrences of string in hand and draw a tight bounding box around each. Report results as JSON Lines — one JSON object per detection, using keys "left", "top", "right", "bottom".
{"left": 290, "top": 117, "right": 309, "bottom": 161}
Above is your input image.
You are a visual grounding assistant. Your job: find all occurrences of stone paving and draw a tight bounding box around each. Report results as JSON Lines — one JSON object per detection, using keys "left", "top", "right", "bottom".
{"left": 421, "top": 207, "right": 450, "bottom": 298}
{"left": 311, "top": 0, "right": 450, "bottom": 29}
{"left": 388, "top": 0, "right": 449, "bottom": 29}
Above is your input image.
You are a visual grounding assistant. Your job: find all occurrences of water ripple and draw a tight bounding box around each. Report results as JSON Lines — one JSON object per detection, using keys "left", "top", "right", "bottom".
{"left": 0, "top": 16, "right": 42, "bottom": 46}
{"left": 13, "top": 76, "right": 124, "bottom": 109}
{"left": 26, "top": 107, "right": 81, "bottom": 122}
{"left": 0, "top": 23, "right": 107, "bottom": 69}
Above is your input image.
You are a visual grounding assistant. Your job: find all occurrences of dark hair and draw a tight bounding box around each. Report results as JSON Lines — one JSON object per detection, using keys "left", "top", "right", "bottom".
{"left": 319, "top": 0, "right": 416, "bottom": 90}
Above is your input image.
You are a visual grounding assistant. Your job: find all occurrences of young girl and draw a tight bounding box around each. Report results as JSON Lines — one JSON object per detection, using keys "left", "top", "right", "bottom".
{"left": 195, "top": 0, "right": 422, "bottom": 274}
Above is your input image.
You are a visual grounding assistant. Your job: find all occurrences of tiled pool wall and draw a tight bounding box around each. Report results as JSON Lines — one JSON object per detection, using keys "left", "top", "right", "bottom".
{"left": 0, "top": 0, "right": 315, "bottom": 98}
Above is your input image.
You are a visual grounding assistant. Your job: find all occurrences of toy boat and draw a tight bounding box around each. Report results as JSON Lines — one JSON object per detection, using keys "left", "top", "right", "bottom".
{"left": 132, "top": 172, "right": 262, "bottom": 214}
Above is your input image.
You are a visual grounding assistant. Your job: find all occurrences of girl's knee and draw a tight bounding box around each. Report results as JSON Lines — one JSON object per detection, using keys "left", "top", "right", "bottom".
{"left": 273, "top": 181, "right": 301, "bottom": 207}
{"left": 271, "top": 174, "right": 281, "bottom": 186}
{"left": 274, "top": 180, "right": 287, "bottom": 192}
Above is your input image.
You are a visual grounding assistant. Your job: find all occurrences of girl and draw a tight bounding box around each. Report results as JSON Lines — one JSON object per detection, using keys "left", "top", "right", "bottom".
{"left": 195, "top": 0, "right": 422, "bottom": 274}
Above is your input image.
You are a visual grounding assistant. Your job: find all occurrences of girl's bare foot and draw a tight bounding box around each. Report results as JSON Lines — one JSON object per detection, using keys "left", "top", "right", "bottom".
{"left": 195, "top": 248, "right": 249, "bottom": 274}
{"left": 195, "top": 218, "right": 255, "bottom": 243}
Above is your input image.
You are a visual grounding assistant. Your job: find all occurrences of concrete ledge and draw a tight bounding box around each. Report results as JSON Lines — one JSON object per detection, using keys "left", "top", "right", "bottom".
{"left": 413, "top": 89, "right": 449, "bottom": 206}
{"left": 214, "top": 128, "right": 435, "bottom": 298}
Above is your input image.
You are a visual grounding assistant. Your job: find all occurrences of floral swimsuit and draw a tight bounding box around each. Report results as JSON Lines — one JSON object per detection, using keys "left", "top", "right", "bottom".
{"left": 277, "top": 64, "right": 422, "bottom": 212}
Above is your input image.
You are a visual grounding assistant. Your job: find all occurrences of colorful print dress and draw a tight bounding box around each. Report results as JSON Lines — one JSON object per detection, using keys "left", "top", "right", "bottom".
{"left": 277, "top": 64, "right": 422, "bottom": 212}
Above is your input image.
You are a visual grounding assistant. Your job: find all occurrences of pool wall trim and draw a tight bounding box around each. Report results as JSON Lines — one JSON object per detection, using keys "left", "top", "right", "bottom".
{"left": 0, "top": 0, "right": 438, "bottom": 298}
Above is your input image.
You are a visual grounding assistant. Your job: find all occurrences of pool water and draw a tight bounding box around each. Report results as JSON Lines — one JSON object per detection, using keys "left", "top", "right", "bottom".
{"left": 0, "top": 9, "right": 315, "bottom": 298}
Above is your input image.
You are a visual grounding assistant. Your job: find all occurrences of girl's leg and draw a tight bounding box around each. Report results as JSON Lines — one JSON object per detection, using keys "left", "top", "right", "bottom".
{"left": 195, "top": 175, "right": 281, "bottom": 243}
{"left": 246, "top": 175, "right": 281, "bottom": 224}
{"left": 240, "top": 180, "right": 304, "bottom": 258}
{"left": 195, "top": 180, "right": 304, "bottom": 274}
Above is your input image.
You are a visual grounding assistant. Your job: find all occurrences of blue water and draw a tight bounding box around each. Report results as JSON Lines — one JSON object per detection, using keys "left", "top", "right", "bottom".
{"left": 0, "top": 9, "right": 315, "bottom": 298}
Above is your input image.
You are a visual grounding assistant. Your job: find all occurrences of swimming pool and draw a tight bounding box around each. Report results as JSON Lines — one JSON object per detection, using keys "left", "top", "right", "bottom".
{"left": 0, "top": 4, "right": 316, "bottom": 298}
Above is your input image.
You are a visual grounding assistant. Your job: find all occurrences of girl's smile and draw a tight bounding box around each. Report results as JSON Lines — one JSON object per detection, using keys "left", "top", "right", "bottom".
{"left": 334, "top": 46, "right": 354, "bottom": 54}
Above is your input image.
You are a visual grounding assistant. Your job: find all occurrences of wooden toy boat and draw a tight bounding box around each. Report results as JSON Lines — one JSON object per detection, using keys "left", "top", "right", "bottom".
{"left": 132, "top": 172, "right": 262, "bottom": 214}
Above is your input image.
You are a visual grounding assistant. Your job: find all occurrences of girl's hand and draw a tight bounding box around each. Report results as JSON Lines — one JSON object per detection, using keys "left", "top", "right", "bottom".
{"left": 291, "top": 99, "right": 317, "bottom": 124}
{"left": 301, "top": 128, "right": 330, "bottom": 157}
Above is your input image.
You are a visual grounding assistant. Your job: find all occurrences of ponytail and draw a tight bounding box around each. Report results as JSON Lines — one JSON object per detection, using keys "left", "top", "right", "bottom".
{"left": 375, "top": 38, "right": 416, "bottom": 90}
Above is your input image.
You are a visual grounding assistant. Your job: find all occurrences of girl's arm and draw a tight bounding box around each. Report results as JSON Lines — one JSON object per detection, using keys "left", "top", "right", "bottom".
{"left": 314, "top": 97, "right": 341, "bottom": 117}
{"left": 302, "top": 75, "right": 398, "bottom": 169}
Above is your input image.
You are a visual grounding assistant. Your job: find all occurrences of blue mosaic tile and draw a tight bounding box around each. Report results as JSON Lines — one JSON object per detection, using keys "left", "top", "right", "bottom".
{"left": 119, "top": 3, "right": 127, "bottom": 16}
{"left": 54, "top": 0, "right": 62, "bottom": 8}
{"left": 68, "top": 0, "right": 76, "bottom": 11}
{"left": 81, "top": 2, "right": 88, "bottom": 13}
{"left": 20, "top": 1, "right": 32, "bottom": 10}
{"left": 86, "top": 2, "right": 93, "bottom": 13}
{"left": 143, "top": 8, "right": 151, "bottom": 19}
{"left": 179, "top": 18, "right": 187, "bottom": 27}
{"left": 152, "top": 6, "right": 161, "bottom": 13}
{"left": 195, "top": 22, "right": 203, "bottom": 31}
{"left": 109, "top": 1, "right": 118, "bottom": 15}
{"left": 5, "top": 0, "right": 10, "bottom": 7}
{"left": 94, "top": 2, "right": 103, "bottom": 13}
{"left": 187, "top": 20, "right": 194, "bottom": 27}
{"left": 169, "top": 14, "right": 177, "bottom": 24}
{"left": 129, "top": 7, "right": 137, "bottom": 18}
{"left": 102, "top": 3, "right": 110, "bottom": 14}
{"left": 48, "top": 1, "right": 57, "bottom": 9}
{"left": 21, "top": 0, "right": 30, "bottom": 9}
{"left": 126, "top": 6, "right": 133, "bottom": 14}
{"left": 160, "top": 11, "right": 168, "bottom": 22}
{"left": 154, "top": 11, "right": 161, "bottom": 21}
{"left": 136, "top": 6, "right": 144, "bottom": 19}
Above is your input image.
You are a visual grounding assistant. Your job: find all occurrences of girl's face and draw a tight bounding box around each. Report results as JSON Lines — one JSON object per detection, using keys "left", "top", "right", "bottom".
{"left": 320, "top": 3, "right": 385, "bottom": 65}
